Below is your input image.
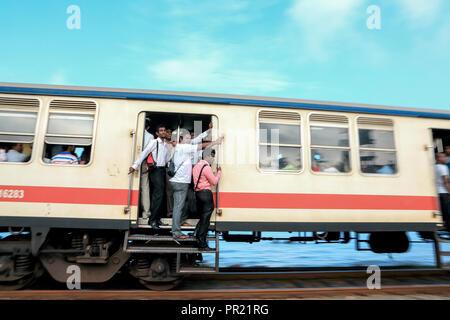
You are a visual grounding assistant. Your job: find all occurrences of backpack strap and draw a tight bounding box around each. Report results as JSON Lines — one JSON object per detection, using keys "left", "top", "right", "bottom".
{"left": 174, "top": 157, "right": 187, "bottom": 175}
{"left": 146, "top": 138, "right": 159, "bottom": 167}
{"left": 155, "top": 139, "right": 159, "bottom": 165}
{"left": 194, "top": 164, "right": 208, "bottom": 191}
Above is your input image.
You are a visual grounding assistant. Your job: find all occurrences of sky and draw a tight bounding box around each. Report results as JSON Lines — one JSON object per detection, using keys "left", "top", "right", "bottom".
{"left": 0, "top": 0, "right": 449, "bottom": 110}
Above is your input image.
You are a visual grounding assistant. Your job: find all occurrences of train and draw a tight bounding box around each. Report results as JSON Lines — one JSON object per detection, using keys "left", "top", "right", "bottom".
{"left": 0, "top": 82, "right": 449, "bottom": 290}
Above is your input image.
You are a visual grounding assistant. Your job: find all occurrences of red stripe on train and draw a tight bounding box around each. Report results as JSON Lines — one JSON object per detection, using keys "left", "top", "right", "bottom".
{"left": 214, "top": 193, "right": 438, "bottom": 210}
{"left": 0, "top": 186, "right": 139, "bottom": 206}
{"left": 0, "top": 186, "right": 438, "bottom": 210}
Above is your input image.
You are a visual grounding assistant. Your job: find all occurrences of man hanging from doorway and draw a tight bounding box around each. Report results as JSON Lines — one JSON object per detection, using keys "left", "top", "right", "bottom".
{"left": 435, "top": 152, "right": 450, "bottom": 232}
{"left": 129, "top": 124, "right": 171, "bottom": 229}
{"left": 138, "top": 120, "right": 155, "bottom": 223}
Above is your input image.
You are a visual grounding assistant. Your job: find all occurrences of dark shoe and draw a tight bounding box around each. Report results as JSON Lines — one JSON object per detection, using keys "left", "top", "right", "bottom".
{"left": 156, "top": 220, "right": 168, "bottom": 226}
{"left": 150, "top": 221, "right": 160, "bottom": 229}
{"left": 196, "top": 239, "right": 210, "bottom": 249}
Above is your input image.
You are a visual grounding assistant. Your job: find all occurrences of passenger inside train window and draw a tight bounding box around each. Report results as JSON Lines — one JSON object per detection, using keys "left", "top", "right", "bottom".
{"left": 0, "top": 109, "right": 37, "bottom": 164}
{"left": 279, "top": 155, "right": 298, "bottom": 170}
{"left": 310, "top": 150, "right": 349, "bottom": 173}
{"left": 79, "top": 146, "right": 91, "bottom": 165}
{"left": 43, "top": 109, "right": 95, "bottom": 166}
{"left": 359, "top": 128, "right": 397, "bottom": 174}
{"left": 6, "top": 143, "right": 31, "bottom": 162}
{"left": 376, "top": 164, "right": 395, "bottom": 174}
{"left": 50, "top": 145, "right": 79, "bottom": 165}
{"left": 310, "top": 126, "right": 351, "bottom": 173}
{"left": 259, "top": 122, "right": 302, "bottom": 171}
{"left": 0, "top": 144, "right": 7, "bottom": 162}
{"left": 323, "top": 165, "right": 340, "bottom": 173}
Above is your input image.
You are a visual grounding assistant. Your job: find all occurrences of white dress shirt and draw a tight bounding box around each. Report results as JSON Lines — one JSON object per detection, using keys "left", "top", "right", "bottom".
{"left": 7, "top": 149, "right": 29, "bottom": 162}
{"left": 435, "top": 164, "right": 449, "bottom": 193}
{"left": 144, "top": 131, "right": 154, "bottom": 149}
{"left": 169, "top": 143, "right": 198, "bottom": 184}
{"left": 190, "top": 129, "right": 209, "bottom": 164}
{"left": 132, "top": 137, "right": 170, "bottom": 170}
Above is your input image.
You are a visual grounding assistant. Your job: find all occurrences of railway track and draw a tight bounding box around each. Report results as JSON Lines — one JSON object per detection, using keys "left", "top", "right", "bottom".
{"left": 0, "top": 267, "right": 449, "bottom": 299}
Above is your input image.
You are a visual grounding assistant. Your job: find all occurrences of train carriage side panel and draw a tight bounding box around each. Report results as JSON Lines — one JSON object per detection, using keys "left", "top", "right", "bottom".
{"left": 0, "top": 95, "right": 140, "bottom": 229}
{"left": 214, "top": 107, "right": 444, "bottom": 232}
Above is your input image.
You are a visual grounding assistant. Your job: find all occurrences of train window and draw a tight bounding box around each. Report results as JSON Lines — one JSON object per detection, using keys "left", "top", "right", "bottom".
{"left": 43, "top": 99, "right": 97, "bottom": 165}
{"left": 258, "top": 110, "right": 302, "bottom": 172}
{"left": 309, "top": 113, "right": 351, "bottom": 173}
{"left": 310, "top": 126, "right": 349, "bottom": 147}
{"left": 359, "top": 129, "right": 395, "bottom": 149}
{"left": 357, "top": 117, "right": 397, "bottom": 175}
{"left": 0, "top": 97, "right": 40, "bottom": 163}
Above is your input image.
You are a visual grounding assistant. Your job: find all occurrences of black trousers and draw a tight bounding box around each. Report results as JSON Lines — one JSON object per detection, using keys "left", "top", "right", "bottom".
{"left": 195, "top": 190, "right": 215, "bottom": 244}
{"left": 439, "top": 193, "right": 450, "bottom": 230}
{"left": 149, "top": 167, "right": 166, "bottom": 223}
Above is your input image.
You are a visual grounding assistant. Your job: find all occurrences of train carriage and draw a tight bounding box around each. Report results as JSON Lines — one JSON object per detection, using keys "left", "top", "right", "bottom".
{"left": 0, "top": 82, "right": 449, "bottom": 290}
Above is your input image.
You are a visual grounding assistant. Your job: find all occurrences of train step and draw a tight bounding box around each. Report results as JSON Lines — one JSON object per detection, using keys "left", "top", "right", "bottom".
{"left": 434, "top": 232, "right": 450, "bottom": 269}
{"left": 126, "top": 234, "right": 216, "bottom": 242}
{"left": 177, "top": 267, "right": 217, "bottom": 274}
{"left": 123, "top": 230, "right": 220, "bottom": 274}
{"left": 134, "top": 218, "right": 215, "bottom": 230}
{"left": 125, "top": 245, "right": 216, "bottom": 254}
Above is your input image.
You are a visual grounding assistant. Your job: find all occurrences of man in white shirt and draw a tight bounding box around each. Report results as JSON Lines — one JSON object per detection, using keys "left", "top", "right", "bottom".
{"left": 129, "top": 124, "right": 171, "bottom": 229}
{"left": 435, "top": 152, "right": 450, "bottom": 230}
{"left": 190, "top": 122, "right": 213, "bottom": 165}
{"left": 139, "top": 121, "right": 155, "bottom": 221}
{"left": 169, "top": 128, "right": 222, "bottom": 239}
{"left": 165, "top": 128, "right": 175, "bottom": 217}
{"left": 6, "top": 144, "right": 30, "bottom": 162}
{"left": 143, "top": 120, "right": 155, "bottom": 148}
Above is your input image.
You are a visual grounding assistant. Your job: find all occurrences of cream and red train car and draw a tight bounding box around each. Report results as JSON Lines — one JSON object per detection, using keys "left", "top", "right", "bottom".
{"left": 0, "top": 82, "right": 449, "bottom": 289}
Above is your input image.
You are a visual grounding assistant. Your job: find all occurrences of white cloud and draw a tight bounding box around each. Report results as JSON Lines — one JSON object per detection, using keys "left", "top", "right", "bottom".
{"left": 162, "top": 0, "right": 253, "bottom": 24}
{"left": 49, "top": 70, "right": 68, "bottom": 85}
{"left": 149, "top": 54, "right": 290, "bottom": 94}
{"left": 144, "top": 34, "right": 292, "bottom": 94}
{"left": 397, "top": 0, "right": 443, "bottom": 26}
{"left": 288, "top": 0, "right": 362, "bottom": 35}
{"left": 286, "top": 0, "right": 366, "bottom": 61}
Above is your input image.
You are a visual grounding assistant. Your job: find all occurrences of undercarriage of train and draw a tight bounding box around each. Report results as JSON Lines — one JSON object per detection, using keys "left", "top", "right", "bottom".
{"left": 0, "top": 227, "right": 214, "bottom": 290}
{"left": 0, "top": 227, "right": 448, "bottom": 290}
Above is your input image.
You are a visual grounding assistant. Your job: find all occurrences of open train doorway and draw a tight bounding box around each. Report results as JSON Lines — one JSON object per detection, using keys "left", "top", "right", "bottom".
{"left": 431, "top": 129, "right": 450, "bottom": 233}
{"left": 133, "top": 111, "right": 220, "bottom": 231}
{"left": 432, "top": 129, "right": 450, "bottom": 154}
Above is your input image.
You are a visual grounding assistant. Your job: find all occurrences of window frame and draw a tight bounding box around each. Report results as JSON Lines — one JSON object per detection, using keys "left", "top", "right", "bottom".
{"left": 40, "top": 99, "right": 99, "bottom": 167}
{"left": 356, "top": 116, "right": 399, "bottom": 177}
{"left": 256, "top": 109, "right": 303, "bottom": 174}
{"left": 307, "top": 112, "right": 353, "bottom": 176}
{"left": 0, "top": 96, "right": 42, "bottom": 165}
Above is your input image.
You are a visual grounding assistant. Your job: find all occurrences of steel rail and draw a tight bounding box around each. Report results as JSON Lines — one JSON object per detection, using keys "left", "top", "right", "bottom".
{"left": 188, "top": 268, "right": 450, "bottom": 280}
{"left": 1, "top": 285, "right": 449, "bottom": 300}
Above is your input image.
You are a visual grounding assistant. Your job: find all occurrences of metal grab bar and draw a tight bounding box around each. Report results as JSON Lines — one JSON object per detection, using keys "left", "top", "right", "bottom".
{"left": 125, "top": 130, "right": 136, "bottom": 214}
{"left": 215, "top": 134, "right": 223, "bottom": 216}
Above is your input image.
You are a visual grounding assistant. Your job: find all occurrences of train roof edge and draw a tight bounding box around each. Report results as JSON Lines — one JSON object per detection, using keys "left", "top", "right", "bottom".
{"left": 0, "top": 81, "right": 449, "bottom": 119}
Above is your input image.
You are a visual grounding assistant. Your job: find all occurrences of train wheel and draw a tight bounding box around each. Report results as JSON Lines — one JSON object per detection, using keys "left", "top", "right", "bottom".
{"left": 128, "top": 255, "right": 184, "bottom": 290}
{"left": 0, "top": 246, "right": 44, "bottom": 291}
{"left": 0, "top": 258, "right": 43, "bottom": 290}
{"left": 139, "top": 278, "right": 183, "bottom": 291}
{"left": 0, "top": 273, "right": 38, "bottom": 290}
